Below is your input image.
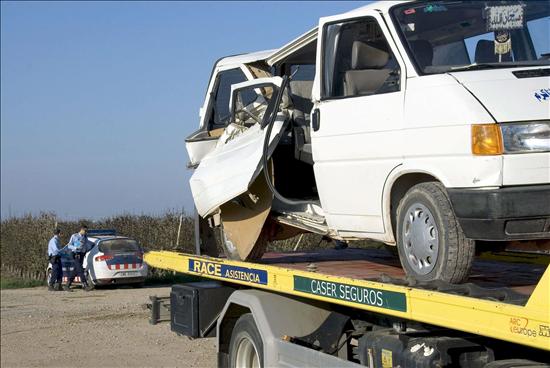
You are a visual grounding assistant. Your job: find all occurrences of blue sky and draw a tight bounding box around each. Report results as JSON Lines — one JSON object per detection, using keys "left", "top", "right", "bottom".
{"left": 1, "top": 1, "right": 359, "bottom": 219}
{"left": 2, "top": 1, "right": 548, "bottom": 220}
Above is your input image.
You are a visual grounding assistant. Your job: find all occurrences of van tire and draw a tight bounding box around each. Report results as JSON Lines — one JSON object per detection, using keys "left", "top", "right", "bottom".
{"left": 396, "top": 182, "right": 474, "bottom": 283}
{"left": 217, "top": 222, "right": 267, "bottom": 261}
{"left": 229, "top": 313, "right": 263, "bottom": 368}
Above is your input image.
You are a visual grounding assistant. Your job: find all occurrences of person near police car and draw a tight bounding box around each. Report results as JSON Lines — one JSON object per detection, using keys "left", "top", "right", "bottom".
{"left": 47, "top": 228, "right": 64, "bottom": 291}
{"left": 64, "top": 224, "right": 92, "bottom": 291}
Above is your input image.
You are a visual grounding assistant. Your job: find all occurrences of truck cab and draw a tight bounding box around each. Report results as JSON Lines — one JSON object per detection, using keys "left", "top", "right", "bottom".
{"left": 186, "top": 0, "right": 550, "bottom": 283}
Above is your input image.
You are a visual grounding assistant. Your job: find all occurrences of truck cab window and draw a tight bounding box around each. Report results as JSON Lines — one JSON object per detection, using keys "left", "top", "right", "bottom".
{"left": 208, "top": 68, "right": 248, "bottom": 130}
{"left": 323, "top": 18, "right": 400, "bottom": 99}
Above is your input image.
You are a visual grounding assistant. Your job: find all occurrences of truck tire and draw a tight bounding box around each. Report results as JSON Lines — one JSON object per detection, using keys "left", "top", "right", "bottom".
{"left": 396, "top": 182, "right": 474, "bottom": 283}
{"left": 217, "top": 222, "right": 268, "bottom": 261}
{"left": 229, "top": 313, "right": 263, "bottom": 368}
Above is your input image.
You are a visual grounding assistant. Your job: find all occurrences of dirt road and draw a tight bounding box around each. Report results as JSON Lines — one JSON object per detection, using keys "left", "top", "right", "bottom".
{"left": 1, "top": 285, "right": 216, "bottom": 367}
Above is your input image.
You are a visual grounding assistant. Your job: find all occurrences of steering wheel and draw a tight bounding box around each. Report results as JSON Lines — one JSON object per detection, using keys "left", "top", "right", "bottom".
{"left": 235, "top": 108, "right": 262, "bottom": 124}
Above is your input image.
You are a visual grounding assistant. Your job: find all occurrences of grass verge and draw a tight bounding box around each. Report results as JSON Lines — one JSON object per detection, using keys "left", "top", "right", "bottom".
{"left": 1, "top": 276, "right": 44, "bottom": 289}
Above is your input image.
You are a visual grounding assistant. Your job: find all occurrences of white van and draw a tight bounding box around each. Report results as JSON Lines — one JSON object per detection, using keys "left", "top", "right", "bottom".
{"left": 186, "top": 0, "right": 550, "bottom": 283}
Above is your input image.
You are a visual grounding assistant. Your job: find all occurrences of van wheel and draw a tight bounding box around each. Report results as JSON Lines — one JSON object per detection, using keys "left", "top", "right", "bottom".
{"left": 217, "top": 222, "right": 267, "bottom": 261}
{"left": 396, "top": 182, "right": 474, "bottom": 283}
{"left": 229, "top": 314, "right": 263, "bottom": 368}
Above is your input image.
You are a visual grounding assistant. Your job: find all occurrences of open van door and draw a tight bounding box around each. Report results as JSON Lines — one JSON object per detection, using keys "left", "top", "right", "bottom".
{"left": 190, "top": 77, "right": 288, "bottom": 217}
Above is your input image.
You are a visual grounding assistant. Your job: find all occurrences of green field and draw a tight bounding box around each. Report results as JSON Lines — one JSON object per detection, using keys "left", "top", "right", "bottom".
{"left": 0, "top": 275, "right": 44, "bottom": 289}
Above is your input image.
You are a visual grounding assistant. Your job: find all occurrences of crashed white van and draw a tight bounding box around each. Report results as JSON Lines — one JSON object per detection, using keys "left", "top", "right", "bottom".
{"left": 186, "top": 0, "right": 550, "bottom": 283}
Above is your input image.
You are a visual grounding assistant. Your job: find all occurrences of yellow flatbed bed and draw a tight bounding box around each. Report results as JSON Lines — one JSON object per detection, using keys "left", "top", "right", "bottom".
{"left": 145, "top": 248, "right": 550, "bottom": 351}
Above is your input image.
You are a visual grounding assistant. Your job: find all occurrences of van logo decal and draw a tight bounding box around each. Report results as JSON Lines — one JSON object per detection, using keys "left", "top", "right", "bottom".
{"left": 534, "top": 88, "right": 550, "bottom": 102}
{"left": 188, "top": 259, "right": 268, "bottom": 285}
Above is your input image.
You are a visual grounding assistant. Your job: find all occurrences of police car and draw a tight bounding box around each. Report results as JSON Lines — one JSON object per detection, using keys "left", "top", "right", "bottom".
{"left": 47, "top": 229, "right": 148, "bottom": 287}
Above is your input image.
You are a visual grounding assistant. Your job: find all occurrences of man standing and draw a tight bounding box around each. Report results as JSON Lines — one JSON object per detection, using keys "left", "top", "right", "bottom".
{"left": 47, "top": 229, "right": 63, "bottom": 291}
{"left": 64, "top": 224, "right": 91, "bottom": 291}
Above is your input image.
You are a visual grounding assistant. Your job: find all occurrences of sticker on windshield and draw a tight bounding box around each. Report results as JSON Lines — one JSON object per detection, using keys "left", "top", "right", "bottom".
{"left": 423, "top": 4, "right": 447, "bottom": 13}
{"left": 495, "top": 31, "right": 512, "bottom": 55}
{"left": 487, "top": 5, "right": 524, "bottom": 31}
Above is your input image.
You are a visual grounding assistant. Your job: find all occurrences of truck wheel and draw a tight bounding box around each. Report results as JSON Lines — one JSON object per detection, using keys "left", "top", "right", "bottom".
{"left": 229, "top": 313, "right": 263, "bottom": 368}
{"left": 396, "top": 182, "right": 474, "bottom": 283}
{"left": 217, "top": 222, "right": 267, "bottom": 261}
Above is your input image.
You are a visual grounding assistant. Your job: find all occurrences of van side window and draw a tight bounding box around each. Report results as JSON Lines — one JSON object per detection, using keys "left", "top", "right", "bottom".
{"left": 208, "top": 68, "right": 248, "bottom": 129}
{"left": 322, "top": 18, "right": 400, "bottom": 99}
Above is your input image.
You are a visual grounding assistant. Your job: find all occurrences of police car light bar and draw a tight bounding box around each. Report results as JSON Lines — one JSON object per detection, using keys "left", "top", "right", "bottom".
{"left": 87, "top": 229, "right": 117, "bottom": 236}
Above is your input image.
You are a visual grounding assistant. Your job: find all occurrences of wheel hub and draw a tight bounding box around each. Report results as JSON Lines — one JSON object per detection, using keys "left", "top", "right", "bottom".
{"left": 402, "top": 203, "right": 439, "bottom": 275}
{"left": 235, "top": 336, "right": 260, "bottom": 368}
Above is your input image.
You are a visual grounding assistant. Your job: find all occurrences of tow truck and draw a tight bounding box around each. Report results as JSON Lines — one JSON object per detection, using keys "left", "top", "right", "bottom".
{"left": 146, "top": 0, "right": 550, "bottom": 365}
{"left": 145, "top": 247, "right": 549, "bottom": 367}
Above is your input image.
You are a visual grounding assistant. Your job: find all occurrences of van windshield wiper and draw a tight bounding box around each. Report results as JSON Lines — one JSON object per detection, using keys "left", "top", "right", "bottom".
{"left": 450, "top": 62, "right": 541, "bottom": 72}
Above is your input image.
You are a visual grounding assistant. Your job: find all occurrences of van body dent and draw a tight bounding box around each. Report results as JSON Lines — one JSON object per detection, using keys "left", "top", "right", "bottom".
{"left": 186, "top": 0, "right": 550, "bottom": 283}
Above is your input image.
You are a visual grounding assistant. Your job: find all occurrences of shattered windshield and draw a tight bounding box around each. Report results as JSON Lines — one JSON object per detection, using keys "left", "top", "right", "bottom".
{"left": 233, "top": 85, "right": 275, "bottom": 126}
{"left": 390, "top": 1, "right": 550, "bottom": 74}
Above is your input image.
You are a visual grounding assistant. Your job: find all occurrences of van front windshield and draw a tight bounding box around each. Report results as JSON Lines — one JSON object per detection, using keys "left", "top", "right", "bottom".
{"left": 390, "top": 1, "right": 550, "bottom": 74}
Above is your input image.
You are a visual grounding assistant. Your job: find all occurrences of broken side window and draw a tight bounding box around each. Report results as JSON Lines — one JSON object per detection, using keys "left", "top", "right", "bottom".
{"left": 209, "top": 68, "right": 248, "bottom": 130}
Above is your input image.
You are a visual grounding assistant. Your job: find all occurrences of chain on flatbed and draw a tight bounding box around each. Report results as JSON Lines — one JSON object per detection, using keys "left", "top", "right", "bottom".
{"left": 144, "top": 250, "right": 550, "bottom": 351}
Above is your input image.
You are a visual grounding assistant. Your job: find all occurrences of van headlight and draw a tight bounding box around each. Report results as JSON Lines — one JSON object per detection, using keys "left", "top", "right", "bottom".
{"left": 500, "top": 121, "right": 550, "bottom": 154}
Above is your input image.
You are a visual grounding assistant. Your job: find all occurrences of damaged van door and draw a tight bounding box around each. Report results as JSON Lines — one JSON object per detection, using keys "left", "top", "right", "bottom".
{"left": 190, "top": 77, "right": 289, "bottom": 260}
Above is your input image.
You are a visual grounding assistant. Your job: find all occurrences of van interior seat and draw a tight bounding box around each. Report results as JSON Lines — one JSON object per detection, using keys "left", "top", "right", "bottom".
{"left": 289, "top": 80, "right": 314, "bottom": 123}
{"left": 475, "top": 39, "right": 512, "bottom": 63}
{"left": 344, "top": 41, "right": 391, "bottom": 96}
{"left": 289, "top": 80, "right": 314, "bottom": 165}
{"left": 409, "top": 40, "right": 433, "bottom": 70}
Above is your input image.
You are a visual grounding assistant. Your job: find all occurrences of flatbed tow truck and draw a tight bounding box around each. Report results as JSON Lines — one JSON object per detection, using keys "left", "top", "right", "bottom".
{"left": 145, "top": 248, "right": 550, "bottom": 367}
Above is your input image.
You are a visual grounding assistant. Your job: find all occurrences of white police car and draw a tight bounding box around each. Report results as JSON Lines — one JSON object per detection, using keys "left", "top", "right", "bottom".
{"left": 84, "top": 230, "right": 148, "bottom": 287}
{"left": 47, "top": 229, "right": 148, "bottom": 288}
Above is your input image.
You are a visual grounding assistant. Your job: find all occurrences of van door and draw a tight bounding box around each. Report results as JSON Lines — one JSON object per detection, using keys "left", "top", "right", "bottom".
{"left": 186, "top": 67, "right": 251, "bottom": 167}
{"left": 190, "top": 77, "right": 288, "bottom": 217}
{"left": 312, "top": 13, "right": 405, "bottom": 236}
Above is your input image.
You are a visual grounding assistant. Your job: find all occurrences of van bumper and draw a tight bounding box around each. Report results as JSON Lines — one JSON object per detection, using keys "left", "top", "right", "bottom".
{"left": 447, "top": 185, "right": 550, "bottom": 241}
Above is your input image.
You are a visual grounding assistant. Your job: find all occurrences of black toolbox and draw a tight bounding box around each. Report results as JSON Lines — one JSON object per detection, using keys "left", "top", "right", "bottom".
{"left": 170, "top": 281, "right": 235, "bottom": 338}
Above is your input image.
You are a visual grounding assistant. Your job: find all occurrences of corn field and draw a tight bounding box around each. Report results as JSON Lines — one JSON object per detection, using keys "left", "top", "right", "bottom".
{"left": 1, "top": 212, "right": 384, "bottom": 282}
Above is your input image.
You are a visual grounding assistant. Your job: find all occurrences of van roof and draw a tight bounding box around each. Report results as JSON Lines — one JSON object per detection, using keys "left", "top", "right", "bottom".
{"left": 216, "top": 49, "right": 277, "bottom": 68}
{"left": 217, "top": 1, "right": 412, "bottom": 68}
{"left": 345, "top": 0, "right": 409, "bottom": 16}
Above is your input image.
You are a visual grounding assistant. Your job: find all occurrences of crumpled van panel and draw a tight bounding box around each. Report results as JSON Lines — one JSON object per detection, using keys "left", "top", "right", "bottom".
{"left": 190, "top": 115, "right": 287, "bottom": 217}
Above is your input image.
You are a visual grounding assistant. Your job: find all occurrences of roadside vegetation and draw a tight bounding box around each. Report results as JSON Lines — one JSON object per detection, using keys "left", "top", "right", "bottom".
{"left": 1, "top": 211, "right": 384, "bottom": 288}
{"left": 0, "top": 275, "right": 45, "bottom": 289}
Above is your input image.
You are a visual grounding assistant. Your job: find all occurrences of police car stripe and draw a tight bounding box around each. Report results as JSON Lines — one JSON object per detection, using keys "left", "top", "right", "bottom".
{"left": 105, "top": 263, "right": 142, "bottom": 271}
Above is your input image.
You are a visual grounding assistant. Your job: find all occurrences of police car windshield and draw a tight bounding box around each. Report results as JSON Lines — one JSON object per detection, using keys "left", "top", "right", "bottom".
{"left": 99, "top": 239, "right": 140, "bottom": 253}
{"left": 390, "top": 1, "right": 550, "bottom": 74}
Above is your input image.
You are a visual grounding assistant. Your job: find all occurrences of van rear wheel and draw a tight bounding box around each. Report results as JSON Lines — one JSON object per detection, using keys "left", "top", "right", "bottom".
{"left": 396, "top": 182, "right": 474, "bottom": 283}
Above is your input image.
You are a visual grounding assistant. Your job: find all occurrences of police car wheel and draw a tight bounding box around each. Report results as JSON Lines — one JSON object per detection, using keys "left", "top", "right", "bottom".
{"left": 46, "top": 269, "right": 52, "bottom": 286}
{"left": 85, "top": 271, "right": 95, "bottom": 290}
{"left": 229, "top": 314, "right": 263, "bottom": 368}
